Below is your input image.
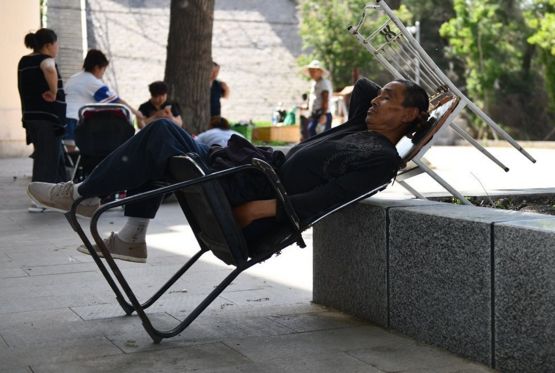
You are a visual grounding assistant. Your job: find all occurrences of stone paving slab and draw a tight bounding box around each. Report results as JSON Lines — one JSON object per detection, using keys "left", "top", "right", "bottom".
{"left": 0, "top": 336, "right": 122, "bottom": 372}
{"left": 0, "top": 308, "right": 83, "bottom": 330}
{"left": 0, "top": 156, "right": 497, "bottom": 372}
{"left": 32, "top": 341, "right": 249, "bottom": 373}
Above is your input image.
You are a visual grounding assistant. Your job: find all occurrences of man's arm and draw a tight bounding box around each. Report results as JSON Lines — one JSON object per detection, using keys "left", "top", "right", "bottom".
{"left": 170, "top": 113, "right": 183, "bottom": 127}
{"left": 232, "top": 155, "right": 398, "bottom": 227}
{"left": 116, "top": 97, "right": 142, "bottom": 119}
{"left": 167, "top": 104, "right": 183, "bottom": 126}
{"left": 348, "top": 78, "right": 380, "bottom": 125}
{"left": 319, "top": 90, "right": 330, "bottom": 123}
{"left": 139, "top": 108, "right": 182, "bottom": 128}
{"left": 233, "top": 199, "right": 277, "bottom": 228}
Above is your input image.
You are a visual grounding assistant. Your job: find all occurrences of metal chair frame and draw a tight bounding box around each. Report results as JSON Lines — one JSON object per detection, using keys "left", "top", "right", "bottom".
{"left": 66, "top": 155, "right": 390, "bottom": 343}
{"left": 348, "top": 0, "right": 536, "bottom": 204}
{"left": 70, "top": 103, "right": 134, "bottom": 181}
{"left": 65, "top": 94, "right": 460, "bottom": 343}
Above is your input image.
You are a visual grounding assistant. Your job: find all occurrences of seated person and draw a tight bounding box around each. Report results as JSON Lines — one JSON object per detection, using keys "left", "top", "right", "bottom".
{"left": 65, "top": 49, "right": 141, "bottom": 152}
{"left": 27, "top": 78, "right": 430, "bottom": 263}
{"left": 196, "top": 116, "right": 245, "bottom": 147}
{"left": 137, "top": 81, "right": 183, "bottom": 129}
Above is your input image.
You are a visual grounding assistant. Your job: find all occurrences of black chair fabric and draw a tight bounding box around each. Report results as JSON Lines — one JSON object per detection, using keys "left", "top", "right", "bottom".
{"left": 75, "top": 106, "right": 135, "bottom": 157}
{"left": 74, "top": 104, "right": 135, "bottom": 177}
{"left": 168, "top": 155, "right": 250, "bottom": 265}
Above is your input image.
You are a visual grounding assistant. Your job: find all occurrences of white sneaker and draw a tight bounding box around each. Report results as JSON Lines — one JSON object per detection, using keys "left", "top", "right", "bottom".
{"left": 28, "top": 202, "right": 46, "bottom": 213}
{"left": 26, "top": 181, "right": 100, "bottom": 218}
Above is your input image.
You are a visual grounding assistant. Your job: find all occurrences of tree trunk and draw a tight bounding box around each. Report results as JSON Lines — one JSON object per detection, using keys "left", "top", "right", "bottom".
{"left": 165, "top": 0, "right": 214, "bottom": 134}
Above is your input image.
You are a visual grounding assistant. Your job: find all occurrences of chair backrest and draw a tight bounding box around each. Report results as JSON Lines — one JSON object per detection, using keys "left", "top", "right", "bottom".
{"left": 396, "top": 93, "right": 460, "bottom": 163}
{"left": 75, "top": 104, "right": 135, "bottom": 157}
{"left": 167, "top": 154, "right": 250, "bottom": 266}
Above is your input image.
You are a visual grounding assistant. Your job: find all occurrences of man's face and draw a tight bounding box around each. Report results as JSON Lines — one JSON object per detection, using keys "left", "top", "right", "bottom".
{"left": 210, "top": 65, "right": 220, "bottom": 81}
{"left": 366, "top": 81, "right": 414, "bottom": 133}
{"left": 150, "top": 93, "right": 167, "bottom": 107}
{"left": 308, "top": 68, "right": 323, "bottom": 80}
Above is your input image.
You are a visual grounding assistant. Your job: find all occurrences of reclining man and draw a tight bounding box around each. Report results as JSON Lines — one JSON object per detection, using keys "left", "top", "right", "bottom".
{"left": 27, "top": 78, "right": 430, "bottom": 263}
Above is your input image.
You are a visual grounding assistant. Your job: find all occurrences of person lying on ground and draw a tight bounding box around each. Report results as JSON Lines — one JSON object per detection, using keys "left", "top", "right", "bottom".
{"left": 196, "top": 116, "right": 245, "bottom": 147}
{"left": 27, "top": 78, "right": 430, "bottom": 263}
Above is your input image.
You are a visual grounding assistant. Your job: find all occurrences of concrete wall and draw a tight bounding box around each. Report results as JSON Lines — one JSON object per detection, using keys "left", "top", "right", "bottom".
{"left": 0, "top": 1, "right": 40, "bottom": 157}
{"left": 313, "top": 198, "right": 555, "bottom": 372}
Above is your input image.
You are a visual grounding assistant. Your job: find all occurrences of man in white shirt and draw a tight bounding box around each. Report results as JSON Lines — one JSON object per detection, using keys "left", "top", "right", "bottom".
{"left": 64, "top": 49, "right": 140, "bottom": 151}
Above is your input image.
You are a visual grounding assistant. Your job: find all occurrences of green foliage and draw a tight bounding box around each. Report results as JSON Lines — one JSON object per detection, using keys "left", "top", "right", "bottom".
{"left": 297, "top": 0, "right": 555, "bottom": 138}
{"left": 437, "top": 0, "right": 555, "bottom": 139}
{"left": 526, "top": 0, "right": 555, "bottom": 54}
{"left": 525, "top": 0, "right": 555, "bottom": 110}
{"left": 297, "top": 0, "right": 414, "bottom": 89}
{"left": 439, "top": 0, "right": 524, "bottom": 108}
{"left": 403, "top": 0, "right": 456, "bottom": 73}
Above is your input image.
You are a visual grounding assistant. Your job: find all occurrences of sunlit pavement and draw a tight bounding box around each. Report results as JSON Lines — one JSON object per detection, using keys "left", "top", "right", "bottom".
{"left": 385, "top": 144, "right": 555, "bottom": 199}
{"left": 0, "top": 147, "right": 538, "bottom": 372}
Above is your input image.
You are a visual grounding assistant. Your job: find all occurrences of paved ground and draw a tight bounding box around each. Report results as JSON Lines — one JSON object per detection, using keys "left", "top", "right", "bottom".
{"left": 3, "top": 142, "right": 550, "bottom": 372}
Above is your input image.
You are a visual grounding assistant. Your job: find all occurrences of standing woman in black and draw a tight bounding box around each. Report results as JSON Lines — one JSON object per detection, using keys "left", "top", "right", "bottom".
{"left": 17, "top": 28, "right": 67, "bottom": 200}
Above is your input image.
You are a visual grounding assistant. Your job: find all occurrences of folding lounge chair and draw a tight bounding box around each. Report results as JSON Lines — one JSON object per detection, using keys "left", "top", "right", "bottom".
{"left": 348, "top": 0, "right": 536, "bottom": 204}
{"left": 71, "top": 104, "right": 135, "bottom": 182}
{"left": 65, "top": 95, "right": 458, "bottom": 343}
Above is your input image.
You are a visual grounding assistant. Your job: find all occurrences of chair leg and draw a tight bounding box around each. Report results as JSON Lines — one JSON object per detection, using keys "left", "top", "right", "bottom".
{"left": 141, "top": 263, "right": 256, "bottom": 343}
{"left": 398, "top": 180, "right": 427, "bottom": 199}
{"left": 91, "top": 220, "right": 257, "bottom": 343}
{"left": 67, "top": 204, "right": 252, "bottom": 343}
{"left": 66, "top": 207, "right": 207, "bottom": 316}
{"left": 71, "top": 155, "right": 81, "bottom": 182}
{"left": 449, "top": 122, "right": 509, "bottom": 172}
{"left": 413, "top": 159, "right": 473, "bottom": 205}
{"left": 64, "top": 210, "right": 135, "bottom": 314}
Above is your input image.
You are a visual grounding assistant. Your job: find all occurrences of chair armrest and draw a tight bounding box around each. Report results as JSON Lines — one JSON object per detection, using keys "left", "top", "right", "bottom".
{"left": 250, "top": 158, "right": 302, "bottom": 231}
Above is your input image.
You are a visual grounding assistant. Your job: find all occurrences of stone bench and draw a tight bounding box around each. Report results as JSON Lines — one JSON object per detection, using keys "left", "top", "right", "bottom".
{"left": 312, "top": 198, "right": 554, "bottom": 373}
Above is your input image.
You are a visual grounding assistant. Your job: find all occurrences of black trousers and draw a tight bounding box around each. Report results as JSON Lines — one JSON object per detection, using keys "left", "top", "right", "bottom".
{"left": 25, "top": 120, "right": 67, "bottom": 183}
{"left": 78, "top": 120, "right": 210, "bottom": 219}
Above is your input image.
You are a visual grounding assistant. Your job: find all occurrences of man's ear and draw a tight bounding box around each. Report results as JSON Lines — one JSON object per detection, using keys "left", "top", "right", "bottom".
{"left": 402, "top": 107, "right": 419, "bottom": 123}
